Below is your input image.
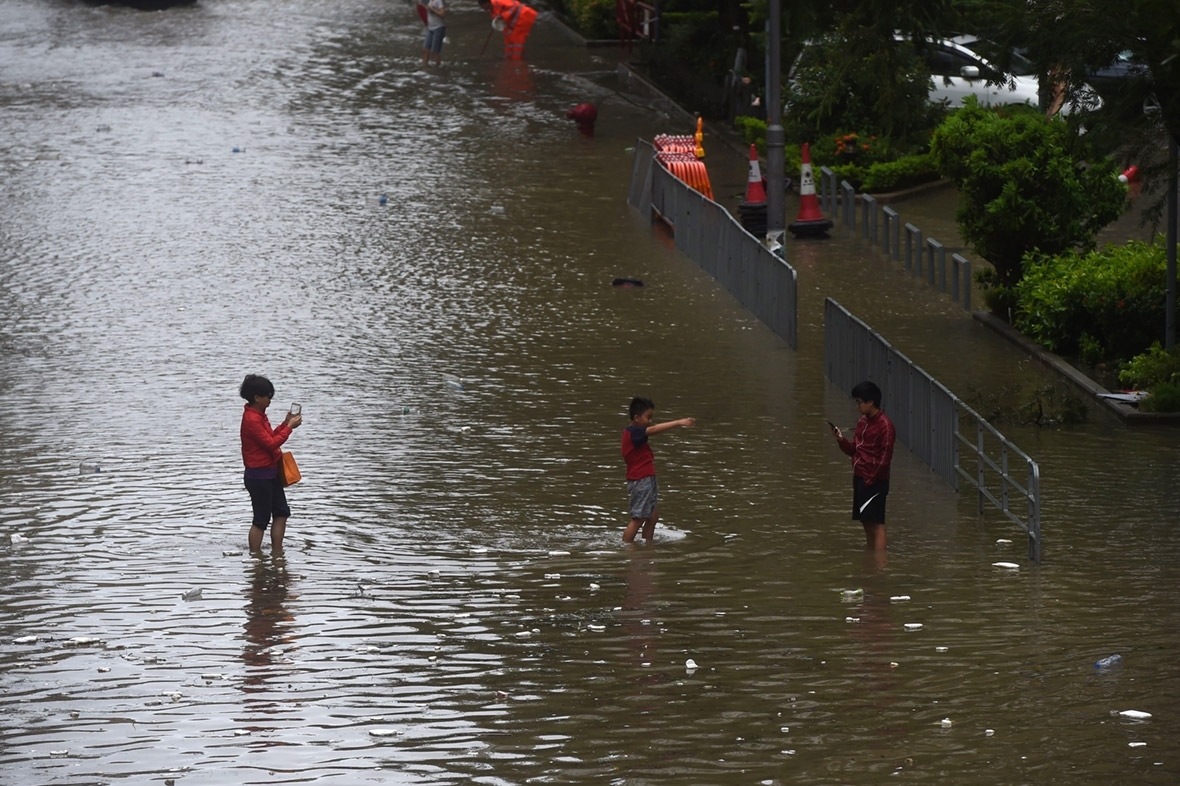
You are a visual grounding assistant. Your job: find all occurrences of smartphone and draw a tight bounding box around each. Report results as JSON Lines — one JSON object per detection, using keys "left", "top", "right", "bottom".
{"left": 825, "top": 419, "right": 837, "bottom": 431}
{"left": 290, "top": 403, "right": 302, "bottom": 416}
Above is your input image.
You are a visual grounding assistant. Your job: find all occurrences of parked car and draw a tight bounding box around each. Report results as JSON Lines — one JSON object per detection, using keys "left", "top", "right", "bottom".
{"left": 1086, "top": 50, "right": 1159, "bottom": 116}
{"left": 789, "top": 33, "right": 1102, "bottom": 114}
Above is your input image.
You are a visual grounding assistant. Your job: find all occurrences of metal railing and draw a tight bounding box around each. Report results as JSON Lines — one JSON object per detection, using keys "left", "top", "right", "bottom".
{"left": 820, "top": 167, "right": 973, "bottom": 310}
{"left": 627, "top": 139, "right": 799, "bottom": 349}
{"left": 825, "top": 298, "right": 1041, "bottom": 562}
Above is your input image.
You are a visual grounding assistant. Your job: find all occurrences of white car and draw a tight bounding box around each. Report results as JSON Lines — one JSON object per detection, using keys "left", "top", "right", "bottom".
{"left": 790, "top": 34, "right": 1101, "bottom": 114}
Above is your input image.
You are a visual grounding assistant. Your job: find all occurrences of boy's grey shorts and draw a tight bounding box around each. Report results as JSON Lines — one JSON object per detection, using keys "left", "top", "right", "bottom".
{"left": 627, "top": 475, "right": 659, "bottom": 519}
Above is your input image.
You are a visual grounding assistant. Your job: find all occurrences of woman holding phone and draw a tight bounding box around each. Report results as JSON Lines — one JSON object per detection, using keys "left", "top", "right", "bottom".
{"left": 239, "top": 374, "right": 302, "bottom": 553}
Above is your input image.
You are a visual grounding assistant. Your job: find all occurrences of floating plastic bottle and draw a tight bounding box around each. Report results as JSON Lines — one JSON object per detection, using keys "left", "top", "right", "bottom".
{"left": 1095, "top": 654, "right": 1123, "bottom": 669}
{"left": 79, "top": 462, "right": 101, "bottom": 474}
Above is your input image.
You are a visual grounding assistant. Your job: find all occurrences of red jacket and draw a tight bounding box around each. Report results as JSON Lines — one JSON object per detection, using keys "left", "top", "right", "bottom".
{"left": 838, "top": 410, "right": 895, "bottom": 485}
{"left": 241, "top": 404, "right": 291, "bottom": 468}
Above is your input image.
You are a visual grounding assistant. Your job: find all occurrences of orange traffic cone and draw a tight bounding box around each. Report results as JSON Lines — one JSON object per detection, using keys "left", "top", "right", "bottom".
{"left": 744, "top": 144, "right": 766, "bottom": 204}
{"left": 788, "top": 143, "right": 833, "bottom": 238}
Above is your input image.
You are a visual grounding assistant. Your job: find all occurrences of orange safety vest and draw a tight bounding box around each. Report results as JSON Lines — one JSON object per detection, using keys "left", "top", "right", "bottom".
{"left": 487, "top": 0, "right": 536, "bottom": 59}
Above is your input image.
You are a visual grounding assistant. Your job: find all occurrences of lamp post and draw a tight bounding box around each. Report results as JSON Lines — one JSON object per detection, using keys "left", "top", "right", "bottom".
{"left": 765, "top": 0, "right": 784, "bottom": 243}
{"left": 1167, "top": 134, "right": 1177, "bottom": 350}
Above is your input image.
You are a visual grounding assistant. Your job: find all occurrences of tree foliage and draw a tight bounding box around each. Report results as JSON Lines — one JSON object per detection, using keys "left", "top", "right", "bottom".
{"left": 930, "top": 99, "right": 1127, "bottom": 291}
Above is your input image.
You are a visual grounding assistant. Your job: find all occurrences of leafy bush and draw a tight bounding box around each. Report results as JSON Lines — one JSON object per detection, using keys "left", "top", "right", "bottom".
{"left": 860, "top": 153, "right": 940, "bottom": 192}
{"left": 734, "top": 116, "right": 767, "bottom": 150}
{"left": 564, "top": 0, "right": 616, "bottom": 39}
{"left": 1142, "top": 382, "right": 1180, "bottom": 413}
{"left": 1118, "top": 342, "right": 1180, "bottom": 389}
{"left": 930, "top": 98, "right": 1127, "bottom": 295}
{"left": 784, "top": 30, "right": 942, "bottom": 148}
{"left": 1014, "top": 240, "right": 1167, "bottom": 361}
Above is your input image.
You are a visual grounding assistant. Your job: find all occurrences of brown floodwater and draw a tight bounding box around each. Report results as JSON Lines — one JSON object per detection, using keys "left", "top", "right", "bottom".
{"left": 1, "top": 1, "right": 1177, "bottom": 784}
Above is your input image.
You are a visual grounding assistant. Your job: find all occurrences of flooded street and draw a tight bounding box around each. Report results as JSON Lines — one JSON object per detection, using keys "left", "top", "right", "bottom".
{"left": 1, "top": 1, "right": 1178, "bottom": 784}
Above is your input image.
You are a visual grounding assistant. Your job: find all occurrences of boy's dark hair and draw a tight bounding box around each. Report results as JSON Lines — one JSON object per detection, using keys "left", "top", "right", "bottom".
{"left": 850, "top": 380, "right": 881, "bottom": 408}
{"left": 240, "top": 374, "right": 275, "bottom": 402}
{"left": 629, "top": 396, "right": 655, "bottom": 419}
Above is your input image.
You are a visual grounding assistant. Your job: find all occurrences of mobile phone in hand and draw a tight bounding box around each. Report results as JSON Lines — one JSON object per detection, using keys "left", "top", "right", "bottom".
{"left": 826, "top": 419, "right": 837, "bottom": 432}
{"left": 290, "top": 403, "right": 302, "bottom": 416}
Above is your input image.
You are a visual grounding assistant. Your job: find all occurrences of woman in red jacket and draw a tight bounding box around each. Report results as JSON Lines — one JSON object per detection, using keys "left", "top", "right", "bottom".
{"left": 240, "top": 374, "right": 302, "bottom": 553}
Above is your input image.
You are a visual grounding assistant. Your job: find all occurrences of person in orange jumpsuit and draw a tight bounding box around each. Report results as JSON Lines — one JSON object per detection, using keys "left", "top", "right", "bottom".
{"left": 478, "top": 0, "right": 537, "bottom": 60}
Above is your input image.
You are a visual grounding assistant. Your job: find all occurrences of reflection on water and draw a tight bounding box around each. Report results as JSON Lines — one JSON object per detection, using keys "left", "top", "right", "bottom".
{"left": 0, "top": 0, "right": 1178, "bottom": 783}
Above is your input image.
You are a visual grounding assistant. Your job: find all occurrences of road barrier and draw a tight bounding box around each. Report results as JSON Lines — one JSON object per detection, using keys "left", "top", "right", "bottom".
{"left": 820, "top": 168, "right": 972, "bottom": 310}
{"left": 627, "top": 139, "right": 799, "bottom": 349}
{"left": 825, "top": 298, "right": 1042, "bottom": 562}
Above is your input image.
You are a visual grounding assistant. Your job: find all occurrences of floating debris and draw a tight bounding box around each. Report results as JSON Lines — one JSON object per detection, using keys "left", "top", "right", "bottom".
{"left": 890, "top": 595, "right": 911, "bottom": 602}
{"left": 586, "top": 624, "right": 605, "bottom": 633}
{"left": 66, "top": 637, "right": 100, "bottom": 647}
{"left": 996, "top": 538, "right": 1013, "bottom": 545}
{"left": 935, "top": 646, "right": 949, "bottom": 653}
{"left": 544, "top": 573, "right": 561, "bottom": 580}
{"left": 992, "top": 562, "right": 1020, "bottom": 570}
{"left": 903, "top": 623, "right": 923, "bottom": 631}
{"left": 845, "top": 616, "right": 860, "bottom": 624}
{"left": 840, "top": 588, "right": 864, "bottom": 601}
{"left": 985, "top": 729, "right": 995, "bottom": 736}
{"left": 181, "top": 588, "right": 202, "bottom": 601}
{"left": 1129, "top": 741, "right": 1147, "bottom": 747}
{"left": 97, "top": 666, "right": 111, "bottom": 673}
{"left": 222, "top": 550, "right": 241, "bottom": 557}
{"left": 548, "top": 550, "right": 571, "bottom": 557}
{"left": 588, "top": 583, "right": 600, "bottom": 591}
{"left": 50, "top": 750, "right": 69, "bottom": 758}
{"left": 369, "top": 728, "right": 401, "bottom": 737}
{"left": 1119, "top": 710, "right": 1152, "bottom": 720}
{"left": 940, "top": 718, "right": 952, "bottom": 728}
{"left": 13, "top": 635, "right": 38, "bottom": 645}
{"left": 513, "top": 630, "right": 533, "bottom": 639}
{"left": 685, "top": 658, "right": 698, "bottom": 671}
{"left": 10, "top": 533, "right": 28, "bottom": 545}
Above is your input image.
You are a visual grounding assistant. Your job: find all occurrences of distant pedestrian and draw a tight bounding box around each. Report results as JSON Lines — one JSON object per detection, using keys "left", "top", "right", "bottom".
{"left": 477, "top": 0, "right": 537, "bottom": 60}
{"left": 240, "top": 374, "right": 302, "bottom": 553}
{"left": 621, "top": 397, "right": 694, "bottom": 543}
{"left": 830, "top": 380, "right": 896, "bottom": 551}
{"left": 420, "top": 0, "right": 447, "bottom": 67}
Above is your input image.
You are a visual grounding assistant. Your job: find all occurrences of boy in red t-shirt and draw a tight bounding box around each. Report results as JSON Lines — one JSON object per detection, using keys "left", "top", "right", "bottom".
{"left": 621, "top": 397, "right": 695, "bottom": 543}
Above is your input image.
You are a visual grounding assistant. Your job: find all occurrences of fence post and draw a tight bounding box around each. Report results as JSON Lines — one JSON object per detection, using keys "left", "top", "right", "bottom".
{"left": 928, "top": 238, "right": 945, "bottom": 291}
{"left": 976, "top": 421, "right": 986, "bottom": 514}
{"left": 819, "top": 166, "right": 834, "bottom": 215}
{"left": 904, "top": 223, "right": 921, "bottom": 273}
{"left": 962, "top": 257, "right": 972, "bottom": 311}
{"left": 927, "top": 238, "right": 943, "bottom": 288}
{"left": 881, "top": 207, "right": 895, "bottom": 256}
{"left": 841, "top": 181, "right": 856, "bottom": 229}
{"left": 863, "top": 194, "right": 877, "bottom": 243}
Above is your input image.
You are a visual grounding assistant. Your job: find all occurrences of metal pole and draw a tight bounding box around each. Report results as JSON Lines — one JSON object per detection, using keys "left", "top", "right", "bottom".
{"left": 765, "top": 0, "right": 784, "bottom": 241}
{"left": 1167, "top": 134, "right": 1177, "bottom": 350}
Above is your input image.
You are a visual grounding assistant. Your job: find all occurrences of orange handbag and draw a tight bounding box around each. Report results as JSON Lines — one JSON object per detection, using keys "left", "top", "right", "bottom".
{"left": 279, "top": 451, "right": 301, "bottom": 487}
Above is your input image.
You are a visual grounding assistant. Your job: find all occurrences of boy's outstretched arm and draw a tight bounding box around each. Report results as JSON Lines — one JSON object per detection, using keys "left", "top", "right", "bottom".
{"left": 646, "top": 417, "right": 695, "bottom": 436}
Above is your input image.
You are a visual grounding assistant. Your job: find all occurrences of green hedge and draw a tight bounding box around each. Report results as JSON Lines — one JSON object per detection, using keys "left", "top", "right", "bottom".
{"left": 1014, "top": 240, "right": 1167, "bottom": 363}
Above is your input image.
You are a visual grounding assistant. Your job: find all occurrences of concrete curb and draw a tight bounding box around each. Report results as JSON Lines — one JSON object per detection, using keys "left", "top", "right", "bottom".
{"left": 973, "top": 311, "right": 1180, "bottom": 425}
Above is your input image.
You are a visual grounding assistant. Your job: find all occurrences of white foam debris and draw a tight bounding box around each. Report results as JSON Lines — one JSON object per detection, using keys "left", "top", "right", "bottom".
{"left": 587, "top": 624, "right": 605, "bottom": 633}
{"left": 904, "top": 623, "right": 923, "bottom": 631}
{"left": 940, "top": 718, "right": 952, "bottom": 728}
{"left": 513, "top": 631, "right": 533, "bottom": 639}
{"left": 1119, "top": 710, "right": 1152, "bottom": 720}
{"left": 182, "top": 588, "right": 202, "bottom": 601}
{"left": 992, "top": 562, "right": 1020, "bottom": 570}
{"left": 66, "top": 637, "right": 99, "bottom": 647}
{"left": 935, "top": 646, "right": 949, "bottom": 653}
{"left": 685, "top": 658, "right": 698, "bottom": 670}
{"left": 222, "top": 550, "right": 241, "bottom": 557}
{"left": 1129, "top": 741, "right": 1147, "bottom": 747}
{"left": 97, "top": 666, "right": 110, "bottom": 673}
{"left": 548, "top": 550, "right": 571, "bottom": 557}
{"left": 589, "top": 583, "right": 600, "bottom": 591}
{"left": 841, "top": 588, "right": 864, "bottom": 600}
{"left": 985, "top": 729, "right": 995, "bottom": 736}
{"left": 845, "top": 616, "right": 860, "bottom": 624}
{"left": 13, "top": 636, "right": 38, "bottom": 644}
{"left": 544, "top": 573, "right": 561, "bottom": 580}
{"left": 890, "top": 595, "right": 911, "bottom": 602}
{"left": 996, "top": 538, "right": 1013, "bottom": 545}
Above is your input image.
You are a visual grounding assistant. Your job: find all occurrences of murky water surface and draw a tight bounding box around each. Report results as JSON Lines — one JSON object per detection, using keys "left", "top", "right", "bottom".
{"left": 1, "top": 1, "right": 1177, "bottom": 784}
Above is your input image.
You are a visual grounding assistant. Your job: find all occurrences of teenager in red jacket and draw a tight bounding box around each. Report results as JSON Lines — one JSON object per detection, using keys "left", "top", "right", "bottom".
{"left": 240, "top": 374, "right": 302, "bottom": 553}
{"left": 478, "top": 0, "right": 537, "bottom": 60}
{"left": 830, "top": 380, "right": 896, "bottom": 552}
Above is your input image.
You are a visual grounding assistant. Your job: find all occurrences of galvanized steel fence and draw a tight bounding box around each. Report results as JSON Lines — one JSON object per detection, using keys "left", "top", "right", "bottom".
{"left": 825, "top": 298, "right": 1042, "bottom": 562}
{"left": 627, "top": 140, "right": 799, "bottom": 349}
{"left": 820, "top": 167, "right": 973, "bottom": 311}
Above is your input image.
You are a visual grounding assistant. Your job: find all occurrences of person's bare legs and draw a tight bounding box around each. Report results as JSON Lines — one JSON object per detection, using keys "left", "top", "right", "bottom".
{"left": 270, "top": 517, "right": 287, "bottom": 551}
{"left": 862, "top": 521, "right": 886, "bottom": 551}
{"left": 623, "top": 517, "right": 644, "bottom": 543}
{"left": 640, "top": 508, "right": 659, "bottom": 541}
{"left": 248, "top": 524, "right": 265, "bottom": 552}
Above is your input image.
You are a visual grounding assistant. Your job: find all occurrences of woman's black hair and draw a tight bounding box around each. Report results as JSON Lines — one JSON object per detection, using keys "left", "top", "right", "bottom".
{"left": 850, "top": 380, "right": 881, "bottom": 408}
{"left": 240, "top": 374, "right": 275, "bottom": 402}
